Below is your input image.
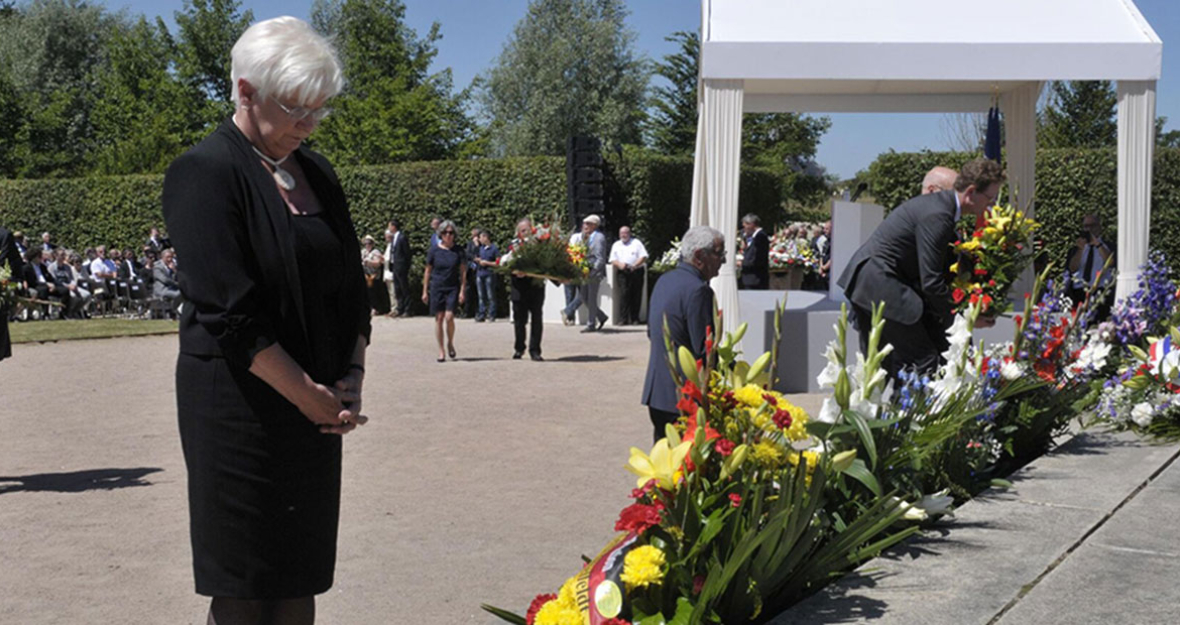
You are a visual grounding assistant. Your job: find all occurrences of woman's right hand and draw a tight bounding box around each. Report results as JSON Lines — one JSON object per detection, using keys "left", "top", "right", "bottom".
{"left": 421, "top": 291, "right": 429, "bottom": 304}
{"left": 296, "top": 381, "right": 352, "bottom": 430}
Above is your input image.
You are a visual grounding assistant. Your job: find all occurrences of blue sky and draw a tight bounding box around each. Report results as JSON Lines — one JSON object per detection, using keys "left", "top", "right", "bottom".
{"left": 115, "top": 0, "right": 1178, "bottom": 179}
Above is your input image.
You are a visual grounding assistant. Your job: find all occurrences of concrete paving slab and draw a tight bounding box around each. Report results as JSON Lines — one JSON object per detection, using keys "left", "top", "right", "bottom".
{"left": 772, "top": 430, "right": 1180, "bottom": 625}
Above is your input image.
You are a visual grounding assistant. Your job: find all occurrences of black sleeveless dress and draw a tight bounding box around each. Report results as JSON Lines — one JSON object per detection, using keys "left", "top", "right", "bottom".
{"left": 177, "top": 211, "right": 349, "bottom": 599}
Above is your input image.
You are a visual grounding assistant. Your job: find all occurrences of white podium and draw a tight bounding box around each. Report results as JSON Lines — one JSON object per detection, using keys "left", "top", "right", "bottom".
{"left": 828, "top": 201, "right": 884, "bottom": 302}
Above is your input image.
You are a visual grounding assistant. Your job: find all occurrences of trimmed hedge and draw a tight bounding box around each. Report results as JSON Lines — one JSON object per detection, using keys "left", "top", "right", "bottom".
{"left": 866, "top": 148, "right": 1180, "bottom": 274}
{"left": 0, "top": 151, "right": 785, "bottom": 311}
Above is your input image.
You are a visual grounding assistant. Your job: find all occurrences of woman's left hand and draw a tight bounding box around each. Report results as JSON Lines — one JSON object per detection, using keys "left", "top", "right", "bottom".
{"left": 326, "top": 368, "right": 367, "bottom": 434}
{"left": 459, "top": 290, "right": 466, "bottom": 305}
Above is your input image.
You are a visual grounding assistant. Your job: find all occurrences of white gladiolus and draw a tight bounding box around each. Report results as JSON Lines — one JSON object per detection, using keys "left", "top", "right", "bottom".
{"left": 818, "top": 397, "right": 841, "bottom": 424}
{"left": 915, "top": 489, "right": 955, "bottom": 517}
{"left": 1001, "top": 360, "right": 1025, "bottom": 381}
{"left": 816, "top": 343, "right": 840, "bottom": 389}
{"left": 1074, "top": 340, "right": 1112, "bottom": 373}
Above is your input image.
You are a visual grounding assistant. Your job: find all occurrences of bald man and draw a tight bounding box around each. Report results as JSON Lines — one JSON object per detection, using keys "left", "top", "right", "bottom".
{"left": 922, "top": 166, "right": 958, "bottom": 195}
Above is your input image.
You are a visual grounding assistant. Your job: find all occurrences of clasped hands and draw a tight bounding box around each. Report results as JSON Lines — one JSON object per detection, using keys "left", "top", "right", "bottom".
{"left": 301, "top": 368, "right": 368, "bottom": 435}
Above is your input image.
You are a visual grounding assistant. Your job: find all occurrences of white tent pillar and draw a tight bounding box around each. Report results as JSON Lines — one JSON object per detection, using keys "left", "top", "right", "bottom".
{"left": 690, "top": 79, "right": 744, "bottom": 335}
{"left": 1002, "top": 82, "right": 1039, "bottom": 298}
{"left": 1115, "top": 80, "right": 1157, "bottom": 301}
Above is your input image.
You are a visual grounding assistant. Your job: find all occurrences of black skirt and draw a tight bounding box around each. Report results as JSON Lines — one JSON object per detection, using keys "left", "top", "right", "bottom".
{"left": 177, "top": 352, "right": 342, "bottom": 599}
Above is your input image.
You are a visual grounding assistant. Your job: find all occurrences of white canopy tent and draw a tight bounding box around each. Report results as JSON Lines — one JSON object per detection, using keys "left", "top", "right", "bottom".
{"left": 691, "top": 0, "right": 1163, "bottom": 334}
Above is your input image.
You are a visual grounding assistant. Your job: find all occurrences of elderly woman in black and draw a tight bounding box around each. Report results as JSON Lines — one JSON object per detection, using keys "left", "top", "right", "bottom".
{"left": 422, "top": 219, "right": 466, "bottom": 362}
{"left": 162, "top": 17, "right": 369, "bottom": 625}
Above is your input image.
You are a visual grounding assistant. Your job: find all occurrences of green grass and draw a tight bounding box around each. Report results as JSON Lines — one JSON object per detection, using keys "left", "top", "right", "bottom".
{"left": 9, "top": 318, "right": 178, "bottom": 344}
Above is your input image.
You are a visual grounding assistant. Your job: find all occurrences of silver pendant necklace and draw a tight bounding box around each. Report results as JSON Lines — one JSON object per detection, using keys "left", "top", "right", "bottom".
{"left": 252, "top": 147, "right": 296, "bottom": 191}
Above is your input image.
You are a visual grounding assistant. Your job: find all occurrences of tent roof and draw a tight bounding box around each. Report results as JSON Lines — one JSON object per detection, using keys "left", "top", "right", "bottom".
{"left": 701, "top": 0, "right": 1162, "bottom": 111}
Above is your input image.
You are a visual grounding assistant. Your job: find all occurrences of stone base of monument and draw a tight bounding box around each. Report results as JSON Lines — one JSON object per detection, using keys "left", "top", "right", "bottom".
{"left": 739, "top": 290, "right": 1020, "bottom": 393}
{"left": 768, "top": 267, "right": 805, "bottom": 291}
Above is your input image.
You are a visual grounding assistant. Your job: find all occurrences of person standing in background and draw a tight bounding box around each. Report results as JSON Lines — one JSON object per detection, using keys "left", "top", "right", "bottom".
{"left": 1, "top": 225, "right": 25, "bottom": 361}
{"left": 609, "top": 226, "right": 648, "bottom": 325}
{"left": 737, "top": 214, "right": 769, "bottom": 290}
{"left": 387, "top": 218, "right": 412, "bottom": 318}
{"left": 508, "top": 218, "right": 546, "bottom": 361}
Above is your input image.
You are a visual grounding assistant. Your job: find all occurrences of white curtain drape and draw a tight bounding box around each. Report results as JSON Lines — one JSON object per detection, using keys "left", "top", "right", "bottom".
{"left": 690, "top": 79, "right": 744, "bottom": 336}
{"left": 1116, "top": 80, "right": 1157, "bottom": 301}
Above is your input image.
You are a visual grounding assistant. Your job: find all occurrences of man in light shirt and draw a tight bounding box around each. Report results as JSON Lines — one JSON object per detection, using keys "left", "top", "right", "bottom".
{"left": 609, "top": 226, "right": 648, "bottom": 325}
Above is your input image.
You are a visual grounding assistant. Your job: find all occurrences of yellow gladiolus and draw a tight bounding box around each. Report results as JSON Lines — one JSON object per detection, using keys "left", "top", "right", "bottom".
{"left": 626, "top": 438, "right": 693, "bottom": 490}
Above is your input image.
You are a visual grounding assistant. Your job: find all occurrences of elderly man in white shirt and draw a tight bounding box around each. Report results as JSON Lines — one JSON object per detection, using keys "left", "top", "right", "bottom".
{"left": 609, "top": 226, "right": 649, "bottom": 325}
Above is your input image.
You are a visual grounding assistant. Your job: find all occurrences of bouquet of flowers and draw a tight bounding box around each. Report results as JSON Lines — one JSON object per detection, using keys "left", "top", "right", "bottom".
{"left": 650, "top": 239, "right": 681, "bottom": 274}
{"left": 483, "top": 311, "right": 919, "bottom": 625}
{"left": 768, "top": 228, "right": 818, "bottom": 273}
{"left": 948, "top": 203, "right": 1039, "bottom": 315}
{"left": 496, "top": 219, "right": 590, "bottom": 284}
{"left": 1, "top": 264, "right": 20, "bottom": 311}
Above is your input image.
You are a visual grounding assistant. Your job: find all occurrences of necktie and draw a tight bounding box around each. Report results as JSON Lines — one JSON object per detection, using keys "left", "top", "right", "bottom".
{"left": 1082, "top": 247, "right": 1094, "bottom": 286}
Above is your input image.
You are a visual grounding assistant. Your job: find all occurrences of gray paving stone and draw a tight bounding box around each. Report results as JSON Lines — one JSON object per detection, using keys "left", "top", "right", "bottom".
{"left": 997, "top": 543, "right": 1180, "bottom": 625}
{"left": 771, "top": 430, "right": 1180, "bottom": 625}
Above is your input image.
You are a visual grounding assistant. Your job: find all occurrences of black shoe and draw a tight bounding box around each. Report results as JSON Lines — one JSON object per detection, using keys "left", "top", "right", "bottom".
{"left": 598, "top": 315, "right": 608, "bottom": 330}
{"left": 513, "top": 351, "right": 523, "bottom": 360}
{"left": 476, "top": 317, "right": 485, "bottom": 322}
{"left": 580, "top": 326, "right": 597, "bottom": 333}
{"left": 530, "top": 354, "right": 544, "bottom": 361}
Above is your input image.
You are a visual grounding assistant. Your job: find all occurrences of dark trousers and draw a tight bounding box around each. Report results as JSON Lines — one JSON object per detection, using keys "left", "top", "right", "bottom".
{"left": 620, "top": 268, "right": 645, "bottom": 324}
{"left": 513, "top": 294, "right": 544, "bottom": 356}
{"left": 648, "top": 407, "right": 680, "bottom": 444}
{"left": 393, "top": 269, "right": 410, "bottom": 316}
{"left": 853, "top": 304, "right": 947, "bottom": 384}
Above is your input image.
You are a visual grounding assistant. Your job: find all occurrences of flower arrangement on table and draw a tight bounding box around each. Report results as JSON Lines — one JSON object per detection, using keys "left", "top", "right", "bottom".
{"left": 650, "top": 239, "right": 681, "bottom": 274}
{"left": 948, "top": 203, "right": 1039, "bottom": 316}
{"left": 483, "top": 311, "right": 920, "bottom": 625}
{"left": 496, "top": 219, "right": 590, "bottom": 284}
{"left": 768, "top": 228, "right": 818, "bottom": 274}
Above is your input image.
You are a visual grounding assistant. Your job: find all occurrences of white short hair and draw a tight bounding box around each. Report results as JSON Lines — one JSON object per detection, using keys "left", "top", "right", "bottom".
{"left": 231, "top": 16, "right": 344, "bottom": 106}
{"left": 680, "top": 226, "right": 723, "bottom": 262}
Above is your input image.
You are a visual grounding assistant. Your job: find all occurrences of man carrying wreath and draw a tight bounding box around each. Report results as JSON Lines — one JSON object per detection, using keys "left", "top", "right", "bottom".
{"left": 838, "top": 159, "right": 1004, "bottom": 380}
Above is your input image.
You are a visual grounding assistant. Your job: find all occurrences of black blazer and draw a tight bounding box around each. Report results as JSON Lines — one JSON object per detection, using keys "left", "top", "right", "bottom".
{"left": 22, "top": 261, "right": 62, "bottom": 294}
{"left": 642, "top": 262, "right": 715, "bottom": 413}
{"left": 389, "top": 231, "right": 411, "bottom": 275}
{"left": 838, "top": 190, "right": 957, "bottom": 328}
{"left": 740, "top": 229, "right": 770, "bottom": 289}
{"left": 0, "top": 227, "right": 22, "bottom": 285}
{"left": 163, "top": 118, "right": 370, "bottom": 371}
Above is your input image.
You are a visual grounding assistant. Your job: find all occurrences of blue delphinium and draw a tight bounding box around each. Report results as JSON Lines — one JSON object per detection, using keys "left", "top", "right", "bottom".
{"left": 1108, "top": 251, "right": 1176, "bottom": 346}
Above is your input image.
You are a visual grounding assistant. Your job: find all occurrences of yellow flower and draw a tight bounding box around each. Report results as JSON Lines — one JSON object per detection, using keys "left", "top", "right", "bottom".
{"left": 733, "top": 384, "right": 766, "bottom": 408}
{"left": 626, "top": 438, "right": 692, "bottom": 490}
{"left": 533, "top": 601, "right": 583, "bottom": 625}
{"left": 752, "top": 440, "right": 784, "bottom": 468}
{"left": 958, "top": 239, "right": 982, "bottom": 252}
{"left": 557, "top": 576, "right": 578, "bottom": 609}
{"left": 620, "top": 545, "right": 666, "bottom": 591}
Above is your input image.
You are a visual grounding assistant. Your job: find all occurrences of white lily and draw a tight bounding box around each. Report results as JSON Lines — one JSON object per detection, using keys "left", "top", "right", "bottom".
{"left": 914, "top": 489, "right": 955, "bottom": 517}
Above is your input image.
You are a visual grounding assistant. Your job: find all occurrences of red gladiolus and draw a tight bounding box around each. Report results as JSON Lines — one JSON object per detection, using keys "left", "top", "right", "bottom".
{"left": 1015, "top": 315, "right": 1023, "bottom": 326}
{"left": 953, "top": 288, "right": 966, "bottom": 303}
{"left": 714, "top": 438, "right": 735, "bottom": 456}
{"left": 693, "top": 576, "right": 706, "bottom": 595}
{"left": 615, "top": 502, "right": 663, "bottom": 534}
{"left": 729, "top": 493, "right": 742, "bottom": 508}
{"left": 705, "top": 337, "right": 714, "bottom": 353}
{"left": 685, "top": 411, "right": 721, "bottom": 442}
{"left": 526, "top": 594, "right": 557, "bottom": 625}
{"left": 975, "top": 267, "right": 988, "bottom": 276}
{"left": 681, "top": 379, "right": 703, "bottom": 402}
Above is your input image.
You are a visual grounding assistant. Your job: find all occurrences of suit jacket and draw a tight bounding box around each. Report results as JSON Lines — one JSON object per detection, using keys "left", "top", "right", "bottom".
{"left": 117, "top": 259, "right": 141, "bottom": 282}
{"left": 0, "top": 226, "right": 22, "bottom": 360}
{"left": 153, "top": 262, "right": 180, "bottom": 298}
{"left": 575, "top": 231, "right": 607, "bottom": 281}
{"left": 163, "top": 117, "right": 371, "bottom": 373}
{"left": 740, "top": 229, "right": 770, "bottom": 289}
{"left": 22, "top": 261, "right": 62, "bottom": 296}
{"left": 389, "top": 231, "right": 411, "bottom": 275}
{"left": 642, "top": 262, "right": 715, "bottom": 413}
{"left": 838, "top": 190, "right": 957, "bottom": 328}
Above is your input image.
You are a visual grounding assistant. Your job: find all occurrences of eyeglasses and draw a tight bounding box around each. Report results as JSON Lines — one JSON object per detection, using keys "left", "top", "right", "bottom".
{"left": 273, "top": 98, "right": 332, "bottom": 123}
{"left": 709, "top": 247, "right": 727, "bottom": 259}
{"left": 441, "top": 230, "right": 456, "bottom": 236}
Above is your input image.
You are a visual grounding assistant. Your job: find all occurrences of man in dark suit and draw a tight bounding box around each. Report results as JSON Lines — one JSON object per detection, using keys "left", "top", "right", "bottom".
{"left": 642, "top": 225, "right": 725, "bottom": 442}
{"left": 509, "top": 218, "right": 546, "bottom": 361}
{"left": 387, "top": 218, "right": 412, "bottom": 317}
{"left": 838, "top": 159, "right": 1004, "bottom": 380}
{"left": 738, "top": 214, "right": 769, "bottom": 289}
{"left": 1, "top": 225, "right": 25, "bottom": 361}
{"left": 22, "top": 246, "right": 73, "bottom": 317}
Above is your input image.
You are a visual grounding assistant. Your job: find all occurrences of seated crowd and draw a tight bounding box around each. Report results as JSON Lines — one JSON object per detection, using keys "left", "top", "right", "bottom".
{"left": 8, "top": 228, "right": 183, "bottom": 321}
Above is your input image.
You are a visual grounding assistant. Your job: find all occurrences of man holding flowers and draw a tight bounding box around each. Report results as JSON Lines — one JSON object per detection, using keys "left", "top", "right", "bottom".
{"left": 838, "top": 159, "right": 1004, "bottom": 380}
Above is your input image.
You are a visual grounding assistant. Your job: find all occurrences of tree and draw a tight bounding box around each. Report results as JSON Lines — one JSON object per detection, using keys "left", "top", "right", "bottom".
{"left": 0, "top": 0, "right": 121, "bottom": 177}
{"left": 479, "top": 0, "right": 649, "bottom": 156}
{"left": 174, "top": 0, "right": 253, "bottom": 120}
{"left": 647, "top": 30, "right": 697, "bottom": 155}
{"left": 1156, "top": 117, "right": 1180, "bottom": 149}
{"left": 0, "top": 70, "right": 22, "bottom": 178}
{"left": 1039, "top": 81, "right": 1118, "bottom": 149}
{"left": 309, "top": 0, "right": 475, "bottom": 165}
{"left": 88, "top": 17, "right": 207, "bottom": 175}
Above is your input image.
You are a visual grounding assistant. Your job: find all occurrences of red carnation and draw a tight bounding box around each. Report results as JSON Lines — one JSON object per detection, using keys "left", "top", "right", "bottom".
{"left": 729, "top": 493, "right": 742, "bottom": 508}
{"left": 772, "top": 409, "right": 793, "bottom": 430}
{"left": 953, "top": 288, "right": 966, "bottom": 303}
{"left": 615, "top": 502, "right": 663, "bottom": 534}
{"left": 526, "top": 594, "right": 557, "bottom": 625}
{"left": 974, "top": 267, "right": 988, "bottom": 276}
{"left": 714, "top": 438, "right": 736, "bottom": 457}
{"left": 988, "top": 279, "right": 996, "bottom": 287}
{"left": 762, "top": 393, "right": 779, "bottom": 406}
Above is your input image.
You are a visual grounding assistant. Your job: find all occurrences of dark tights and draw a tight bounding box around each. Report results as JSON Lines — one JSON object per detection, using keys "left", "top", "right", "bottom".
{"left": 208, "top": 597, "right": 315, "bottom": 625}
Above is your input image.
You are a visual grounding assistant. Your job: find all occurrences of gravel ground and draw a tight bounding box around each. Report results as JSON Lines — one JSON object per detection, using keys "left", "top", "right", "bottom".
{"left": 0, "top": 316, "right": 821, "bottom": 624}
